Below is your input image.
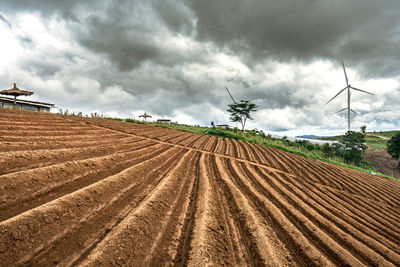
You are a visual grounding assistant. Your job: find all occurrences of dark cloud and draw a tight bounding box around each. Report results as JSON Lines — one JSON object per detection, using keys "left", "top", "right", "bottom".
{"left": 245, "top": 85, "right": 314, "bottom": 109}
{"left": 187, "top": 0, "right": 400, "bottom": 77}
{"left": 73, "top": 1, "right": 204, "bottom": 71}
{"left": 3, "top": 0, "right": 400, "bottom": 77}
{"left": 0, "top": 0, "right": 96, "bottom": 19}
{"left": 19, "top": 58, "right": 61, "bottom": 78}
{"left": 152, "top": 0, "right": 194, "bottom": 34}
{"left": 77, "top": 16, "right": 162, "bottom": 70}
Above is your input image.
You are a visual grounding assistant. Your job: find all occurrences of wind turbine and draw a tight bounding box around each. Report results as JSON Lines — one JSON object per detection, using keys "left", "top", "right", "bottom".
{"left": 225, "top": 86, "right": 238, "bottom": 129}
{"left": 326, "top": 61, "right": 374, "bottom": 132}
{"left": 225, "top": 86, "right": 237, "bottom": 103}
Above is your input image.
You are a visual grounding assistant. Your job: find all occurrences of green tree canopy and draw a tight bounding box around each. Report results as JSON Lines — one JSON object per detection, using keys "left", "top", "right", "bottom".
{"left": 360, "top": 125, "right": 366, "bottom": 135}
{"left": 227, "top": 100, "right": 257, "bottom": 132}
{"left": 387, "top": 133, "right": 400, "bottom": 169}
{"left": 340, "top": 130, "right": 367, "bottom": 166}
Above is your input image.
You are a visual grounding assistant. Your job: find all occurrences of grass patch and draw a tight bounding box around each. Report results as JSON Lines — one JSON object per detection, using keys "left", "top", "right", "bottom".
{"left": 365, "top": 135, "right": 387, "bottom": 150}
{"left": 371, "top": 130, "right": 400, "bottom": 138}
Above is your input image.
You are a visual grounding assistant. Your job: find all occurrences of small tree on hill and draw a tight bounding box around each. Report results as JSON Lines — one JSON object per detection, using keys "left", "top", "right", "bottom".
{"left": 227, "top": 100, "right": 257, "bottom": 132}
{"left": 387, "top": 133, "right": 400, "bottom": 170}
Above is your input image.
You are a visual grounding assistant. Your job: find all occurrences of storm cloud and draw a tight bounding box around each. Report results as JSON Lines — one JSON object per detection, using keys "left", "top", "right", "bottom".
{"left": 186, "top": 0, "right": 400, "bottom": 77}
{"left": 0, "top": 0, "right": 399, "bottom": 135}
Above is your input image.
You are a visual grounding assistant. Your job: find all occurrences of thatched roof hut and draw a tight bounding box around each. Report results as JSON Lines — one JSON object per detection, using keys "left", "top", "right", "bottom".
{"left": 139, "top": 112, "right": 152, "bottom": 122}
{"left": 0, "top": 83, "right": 33, "bottom": 104}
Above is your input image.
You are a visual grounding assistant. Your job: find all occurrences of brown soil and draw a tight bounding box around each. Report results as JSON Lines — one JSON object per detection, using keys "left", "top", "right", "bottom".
{"left": 365, "top": 149, "right": 400, "bottom": 179}
{"left": 1, "top": 108, "right": 400, "bottom": 266}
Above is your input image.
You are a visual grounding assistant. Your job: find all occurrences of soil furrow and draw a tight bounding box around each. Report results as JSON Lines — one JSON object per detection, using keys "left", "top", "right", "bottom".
{"left": 168, "top": 132, "right": 196, "bottom": 145}
{"left": 241, "top": 164, "right": 380, "bottom": 265}
{"left": 0, "top": 133, "right": 125, "bottom": 142}
{"left": 172, "top": 152, "right": 201, "bottom": 266}
{"left": 157, "top": 132, "right": 187, "bottom": 142}
{"left": 293, "top": 154, "right": 400, "bottom": 206}
{"left": 250, "top": 143, "right": 280, "bottom": 168}
{"left": 220, "top": 157, "right": 334, "bottom": 266}
{"left": 251, "top": 165, "right": 399, "bottom": 265}
{"left": 191, "top": 135, "right": 209, "bottom": 150}
{"left": 230, "top": 139, "right": 241, "bottom": 158}
{"left": 178, "top": 134, "right": 201, "bottom": 147}
{"left": 326, "top": 187, "right": 400, "bottom": 230}
{"left": 256, "top": 145, "right": 293, "bottom": 174}
{"left": 207, "top": 137, "right": 218, "bottom": 152}
{"left": 238, "top": 140, "right": 255, "bottom": 162}
{"left": 147, "top": 152, "right": 201, "bottom": 266}
{"left": 78, "top": 150, "right": 194, "bottom": 266}
{"left": 0, "top": 137, "right": 146, "bottom": 175}
{"left": 299, "top": 177, "right": 400, "bottom": 243}
{"left": 216, "top": 138, "right": 226, "bottom": 155}
{"left": 198, "top": 135, "right": 212, "bottom": 151}
{"left": 208, "top": 154, "right": 252, "bottom": 266}
{"left": 29, "top": 148, "right": 188, "bottom": 266}
{"left": 0, "top": 136, "right": 135, "bottom": 152}
{"left": 0, "top": 129, "right": 106, "bottom": 137}
{"left": 0, "top": 143, "right": 165, "bottom": 221}
{"left": 0, "top": 146, "right": 184, "bottom": 265}
{"left": 267, "top": 169, "right": 400, "bottom": 257}
{"left": 212, "top": 155, "right": 282, "bottom": 266}
{"left": 184, "top": 154, "right": 246, "bottom": 266}
{"left": 244, "top": 142, "right": 264, "bottom": 164}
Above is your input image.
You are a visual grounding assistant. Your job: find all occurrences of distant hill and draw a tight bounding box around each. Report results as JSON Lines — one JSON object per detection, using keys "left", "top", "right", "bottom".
{"left": 295, "top": 135, "right": 326, "bottom": 139}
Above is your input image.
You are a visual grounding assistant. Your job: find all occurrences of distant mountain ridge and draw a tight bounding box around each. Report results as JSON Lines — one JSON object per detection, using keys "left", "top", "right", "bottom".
{"left": 295, "top": 135, "right": 326, "bottom": 139}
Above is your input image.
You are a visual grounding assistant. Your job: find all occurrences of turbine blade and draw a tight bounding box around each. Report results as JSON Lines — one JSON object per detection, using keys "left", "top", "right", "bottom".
{"left": 333, "top": 108, "right": 347, "bottom": 114}
{"left": 350, "top": 109, "right": 360, "bottom": 116}
{"left": 225, "top": 86, "right": 237, "bottom": 103}
{"left": 350, "top": 86, "right": 374, "bottom": 95}
{"left": 342, "top": 60, "right": 349, "bottom": 86}
{"left": 326, "top": 86, "right": 347, "bottom": 104}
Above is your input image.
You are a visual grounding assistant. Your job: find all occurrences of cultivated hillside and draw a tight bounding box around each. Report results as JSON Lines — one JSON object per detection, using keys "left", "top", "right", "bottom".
{"left": 1, "top": 109, "right": 399, "bottom": 266}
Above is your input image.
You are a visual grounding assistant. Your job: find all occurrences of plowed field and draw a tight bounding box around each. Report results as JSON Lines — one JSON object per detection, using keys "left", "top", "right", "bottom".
{"left": 1, "top": 109, "right": 399, "bottom": 266}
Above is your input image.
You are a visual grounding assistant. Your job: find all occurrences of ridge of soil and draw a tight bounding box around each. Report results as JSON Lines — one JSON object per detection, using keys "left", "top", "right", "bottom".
{"left": 1, "top": 109, "right": 399, "bottom": 266}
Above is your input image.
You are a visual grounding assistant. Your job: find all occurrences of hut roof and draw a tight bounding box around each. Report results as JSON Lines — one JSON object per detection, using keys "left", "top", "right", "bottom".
{"left": 0, "top": 83, "right": 34, "bottom": 97}
{"left": 139, "top": 112, "right": 152, "bottom": 118}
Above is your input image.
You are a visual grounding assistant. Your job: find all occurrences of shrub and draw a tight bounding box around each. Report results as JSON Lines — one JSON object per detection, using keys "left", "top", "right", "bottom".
{"left": 340, "top": 131, "right": 367, "bottom": 166}
{"left": 321, "top": 143, "right": 335, "bottom": 158}
{"left": 387, "top": 133, "right": 400, "bottom": 169}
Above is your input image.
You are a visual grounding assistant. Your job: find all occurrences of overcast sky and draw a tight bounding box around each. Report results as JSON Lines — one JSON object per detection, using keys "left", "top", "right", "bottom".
{"left": 1, "top": 0, "right": 399, "bottom": 136}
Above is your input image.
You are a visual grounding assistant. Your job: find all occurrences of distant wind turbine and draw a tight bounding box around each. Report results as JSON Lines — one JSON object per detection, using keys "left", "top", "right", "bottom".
{"left": 225, "top": 86, "right": 238, "bottom": 128}
{"left": 326, "top": 61, "right": 374, "bottom": 132}
{"left": 225, "top": 86, "right": 237, "bottom": 104}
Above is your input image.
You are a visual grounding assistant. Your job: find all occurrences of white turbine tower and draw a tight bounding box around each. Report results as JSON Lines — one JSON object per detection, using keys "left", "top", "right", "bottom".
{"left": 225, "top": 86, "right": 238, "bottom": 129}
{"left": 326, "top": 61, "right": 374, "bottom": 132}
{"left": 225, "top": 86, "right": 237, "bottom": 103}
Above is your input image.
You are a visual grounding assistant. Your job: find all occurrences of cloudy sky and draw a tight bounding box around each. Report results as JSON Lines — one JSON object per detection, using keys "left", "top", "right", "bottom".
{"left": 1, "top": 0, "right": 399, "bottom": 136}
